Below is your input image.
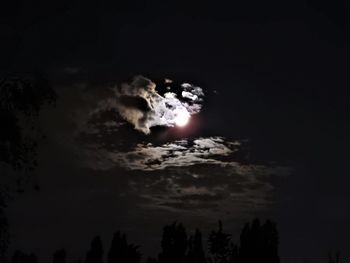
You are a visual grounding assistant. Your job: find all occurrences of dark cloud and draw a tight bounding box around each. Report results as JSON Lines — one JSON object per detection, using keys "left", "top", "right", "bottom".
{"left": 124, "top": 161, "right": 283, "bottom": 215}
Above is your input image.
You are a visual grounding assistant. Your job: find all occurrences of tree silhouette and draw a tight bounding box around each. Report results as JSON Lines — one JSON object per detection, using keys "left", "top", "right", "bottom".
{"left": 108, "top": 231, "right": 141, "bottom": 263}
{"left": 0, "top": 191, "right": 9, "bottom": 263}
{"left": 238, "top": 222, "right": 250, "bottom": 263}
{"left": 186, "top": 229, "right": 206, "bottom": 263}
{"left": 146, "top": 257, "right": 158, "bottom": 263}
{"left": 228, "top": 243, "right": 238, "bottom": 263}
{"left": 239, "top": 219, "right": 279, "bottom": 263}
{"left": 85, "top": 236, "right": 103, "bottom": 263}
{"left": 53, "top": 249, "right": 66, "bottom": 263}
{"left": 12, "top": 250, "right": 24, "bottom": 263}
{"left": 0, "top": 76, "right": 56, "bottom": 261}
{"left": 0, "top": 77, "right": 56, "bottom": 172}
{"left": 208, "top": 221, "right": 231, "bottom": 263}
{"left": 262, "top": 220, "right": 279, "bottom": 263}
{"left": 158, "top": 222, "right": 188, "bottom": 263}
{"left": 12, "top": 250, "right": 37, "bottom": 263}
{"left": 328, "top": 251, "right": 340, "bottom": 263}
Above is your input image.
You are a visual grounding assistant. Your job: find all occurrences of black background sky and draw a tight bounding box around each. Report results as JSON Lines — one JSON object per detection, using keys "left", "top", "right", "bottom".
{"left": 1, "top": 1, "right": 350, "bottom": 263}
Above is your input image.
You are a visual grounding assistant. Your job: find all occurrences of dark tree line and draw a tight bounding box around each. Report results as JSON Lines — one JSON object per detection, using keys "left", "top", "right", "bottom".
{"left": 7, "top": 219, "right": 284, "bottom": 263}
{"left": 8, "top": 219, "right": 340, "bottom": 263}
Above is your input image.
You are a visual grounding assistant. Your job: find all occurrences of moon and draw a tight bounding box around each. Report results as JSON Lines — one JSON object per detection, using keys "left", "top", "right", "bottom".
{"left": 174, "top": 109, "right": 190, "bottom": 127}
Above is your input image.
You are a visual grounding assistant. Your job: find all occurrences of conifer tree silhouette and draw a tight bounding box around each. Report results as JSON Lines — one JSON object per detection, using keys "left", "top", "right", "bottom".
{"left": 146, "top": 257, "right": 158, "bottom": 263}
{"left": 11, "top": 250, "right": 37, "bottom": 263}
{"left": 12, "top": 250, "right": 24, "bottom": 263}
{"left": 186, "top": 229, "right": 206, "bottom": 263}
{"left": 262, "top": 220, "right": 279, "bottom": 263}
{"left": 85, "top": 236, "right": 103, "bottom": 263}
{"left": 108, "top": 232, "right": 124, "bottom": 263}
{"left": 250, "top": 219, "right": 263, "bottom": 263}
{"left": 239, "top": 219, "right": 279, "bottom": 263}
{"left": 158, "top": 222, "right": 187, "bottom": 263}
{"left": 108, "top": 231, "right": 141, "bottom": 263}
{"left": 228, "top": 243, "right": 238, "bottom": 263}
{"left": 27, "top": 253, "right": 37, "bottom": 263}
{"left": 208, "top": 221, "right": 231, "bottom": 263}
{"left": 53, "top": 249, "right": 66, "bottom": 263}
{"left": 328, "top": 251, "right": 340, "bottom": 263}
{"left": 238, "top": 222, "right": 250, "bottom": 263}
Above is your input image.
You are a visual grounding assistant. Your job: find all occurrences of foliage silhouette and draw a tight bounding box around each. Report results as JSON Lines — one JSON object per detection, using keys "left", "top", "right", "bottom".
{"left": 158, "top": 222, "right": 188, "bottom": 263}
{"left": 328, "top": 251, "right": 340, "bottom": 263}
{"left": 85, "top": 236, "right": 104, "bottom": 263}
{"left": 186, "top": 229, "right": 206, "bottom": 263}
{"left": 11, "top": 250, "right": 37, "bottom": 263}
{"left": 0, "top": 191, "right": 9, "bottom": 263}
{"left": 0, "top": 77, "right": 56, "bottom": 172}
{"left": 146, "top": 257, "right": 158, "bottom": 263}
{"left": 228, "top": 243, "right": 239, "bottom": 263}
{"left": 208, "top": 221, "right": 232, "bottom": 263}
{"left": 108, "top": 231, "right": 141, "bottom": 263}
{"left": 0, "top": 76, "right": 55, "bottom": 263}
{"left": 239, "top": 219, "right": 279, "bottom": 263}
{"left": 53, "top": 249, "right": 66, "bottom": 263}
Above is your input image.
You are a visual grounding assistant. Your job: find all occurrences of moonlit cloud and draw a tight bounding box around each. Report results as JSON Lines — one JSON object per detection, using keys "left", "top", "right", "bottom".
{"left": 114, "top": 76, "right": 204, "bottom": 134}
{"left": 102, "top": 137, "right": 235, "bottom": 171}
{"left": 52, "top": 74, "right": 291, "bottom": 217}
{"left": 78, "top": 130, "right": 291, "bottom": 214}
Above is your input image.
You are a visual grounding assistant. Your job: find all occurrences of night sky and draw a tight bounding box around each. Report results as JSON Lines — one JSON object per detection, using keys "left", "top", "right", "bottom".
{"left": 1, "top": 1, "right": 350, "bottom": 263}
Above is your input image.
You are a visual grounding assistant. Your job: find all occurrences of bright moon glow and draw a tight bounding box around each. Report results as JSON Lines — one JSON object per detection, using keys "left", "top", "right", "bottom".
{"left": 174, "top": 109, "right": 190, "bottom": 127}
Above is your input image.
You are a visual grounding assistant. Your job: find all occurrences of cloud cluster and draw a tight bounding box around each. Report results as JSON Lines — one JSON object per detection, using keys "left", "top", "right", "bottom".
{"left": 102, "top": 137, "right": 236, "bottom": 171}
{"left": 63, "top": 75, "right": 291, "bottom": 217}
{"left": 77, "top": 123, "right": 291, "bottom": 215}
{"left": 114, "top": 76, "right": 204, "bottom": 134}
{"left": 114, "top": 137, "right": 290, "bottom": 215}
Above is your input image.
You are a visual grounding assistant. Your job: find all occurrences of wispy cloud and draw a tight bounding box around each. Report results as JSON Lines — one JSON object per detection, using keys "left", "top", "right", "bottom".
{"left": 79, "top": 131, "right": 290, "bottom": 215}
{"left": 103, "top": 137, "right": 234, "bottom": 171}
